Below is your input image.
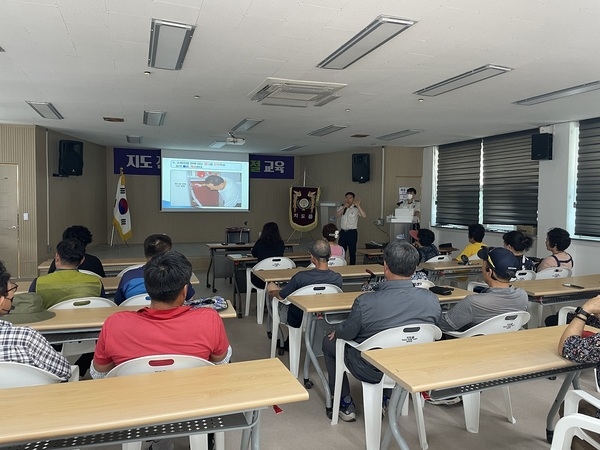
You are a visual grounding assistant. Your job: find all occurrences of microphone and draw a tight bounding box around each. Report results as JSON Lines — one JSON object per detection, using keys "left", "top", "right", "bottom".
{"left": 237, "top": 221, "right": 248, "bottom": 244}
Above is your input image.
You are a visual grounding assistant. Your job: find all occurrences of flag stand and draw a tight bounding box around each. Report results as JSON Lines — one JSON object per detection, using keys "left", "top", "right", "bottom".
{"left": 109, "top": 224, "right": 129, "bottom": 248}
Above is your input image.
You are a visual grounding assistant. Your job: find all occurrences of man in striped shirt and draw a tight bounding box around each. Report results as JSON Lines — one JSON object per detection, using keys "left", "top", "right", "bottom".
{"left": 0, "top": 261, "right": 71, "bottom": 380}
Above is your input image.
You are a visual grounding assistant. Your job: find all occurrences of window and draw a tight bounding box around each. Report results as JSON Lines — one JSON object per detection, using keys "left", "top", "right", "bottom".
{"left": 436, "top": 130, "right": 538, "bottom": 228}
{"left": 575, "top": 118, "right": 600, "bottom": 237}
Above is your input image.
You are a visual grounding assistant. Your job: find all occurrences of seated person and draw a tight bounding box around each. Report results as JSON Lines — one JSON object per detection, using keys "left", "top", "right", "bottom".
{"left": 268, "top": 239, "right": 342, "bottom": 328}
{"left": 456, "top": 224, "right": 487, "bottom": 260}
{"left": 114, "top": 234, "right": 195, "bottom": 305}
{"left": 29, "top": 239, "right": 105, "bottom": 309}
{"left": 503, "top": 230, "right": 536, "bottom": 271}
{"left": 0, "top": 261, "right": 71, "bottom": 380}
{"left": 440, "top": 247, "right": 528, "bottom": 332}
{"left": 322, "top": 223, "right": 345, "bottom": 259}
{"left": 322, "top": 242, "right": 441, "bottom": 421}
{"left": 409, "top": 228, "right": 439, "bottom": 263}
{"left": 558, "top": 295, "right": 600, "bottom": 450}
{"left": 48, "top": 225, "right": 105, "bottom": 277}
{"left": 537, "top": 227, "right": 573, "bottom": 272}
{"left": 91, "top": 251, "right": 231, "bottom": 378}
{"left": 250, "top": 222, "right": 285, "bottom": 290}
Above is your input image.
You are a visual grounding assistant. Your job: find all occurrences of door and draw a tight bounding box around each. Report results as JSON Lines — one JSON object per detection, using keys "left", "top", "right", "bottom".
{"left": 0, "top": 164, "right": 19, "bottom": 276}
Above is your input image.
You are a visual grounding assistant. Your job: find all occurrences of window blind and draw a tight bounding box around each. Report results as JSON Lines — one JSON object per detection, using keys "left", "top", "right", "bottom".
{"left": 575, "top": 118, "right": 600, "bottom": 237}
{"left": 436, "top": 140, "right": 481, "bottom": 226}
{"left": 482, "top": 130, "right": 539, "bottom": 226}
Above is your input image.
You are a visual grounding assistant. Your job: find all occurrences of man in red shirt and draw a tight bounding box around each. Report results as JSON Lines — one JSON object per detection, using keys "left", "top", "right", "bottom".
{"left": 91, "top": 251, "right": 230, "bottom": 378}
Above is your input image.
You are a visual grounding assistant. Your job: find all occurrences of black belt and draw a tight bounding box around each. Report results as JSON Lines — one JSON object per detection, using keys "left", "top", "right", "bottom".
{"left": 341, "top": 229, "right": 356, "bottom": 232}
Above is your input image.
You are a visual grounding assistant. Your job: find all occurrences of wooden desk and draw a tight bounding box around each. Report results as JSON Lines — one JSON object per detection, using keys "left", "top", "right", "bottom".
{"left": 254, "top": 264, "right": 384, "bottom": 284}
{"left": 227, "top": 252, "right": 312, "bottom": 316}
{"left": 38, "top": 257, "right": 146, "bottom": 277}
{"left": 23, "top": 303, "right": 237, "bottom": 344}
{"left": 358, "top": 248, "right": 458, "bottom": 264}
{"left": 362, "top": 326, "right": 595, "bottom": 449}
{"left": 418, "top": 259, "right": 483, "bottom": 272}
{"left": 286, "top": 286, "right": 470, "bottom": 415}
{"left": 0, "top": 358, "right": 308, "bottom": 450}
{"left": 514, "top": 274, "right": 600, "bottom": 328}
{"left": 205, "top": 242, "right": 299, "bottom": 293}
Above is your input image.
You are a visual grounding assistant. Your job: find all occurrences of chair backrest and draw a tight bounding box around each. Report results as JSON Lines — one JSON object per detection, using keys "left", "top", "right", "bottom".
{"left": 448, "top": 311, "right": 531, "bottom": 338}
{"left": 116, "top": 264, "right": 145, "bottom": 278}
{"left": 536, "top": 267, "right": 573, "bottom": 280}
{"left": 49, "top": 297, "right": 117, "bottom": 310}
{"left": 289, "top": 284, "right": 343, "bottom": 297}
{"left": 558, "top": 306, "right": 577, "bottom": 325}
{"left": 252, "top": 257, "right": 296, "bottom": 272}
{"left": 412, "top": 279, "right": 435, "bottom": 289}
{"left": 120, "top": 293, "right": 150, "bottom": 306}
{"left": 0, "top": 361, "right": 64, "bottom": 388}
{"left": 353, "top": 324, "right": 442, "bottom": 352}
{"left": 469, "top": 253, "right": 481, "bottom": 260}
{"left": 425, "top": 255, "right": 450, "bottom": 263}
{"left": 327, "top": 257, "right": 347, "bottom": 267}
{"left": 514, "top": 270, "right": 536, "bottom": 281}
{"left": 78, "top": 269, "right": 102, "bottom": 278}
{"left": 467, "top": 281, "right": 488, "bottom": 292}
{"left": 105, "top": 354, "right": 212, "bottom": 378}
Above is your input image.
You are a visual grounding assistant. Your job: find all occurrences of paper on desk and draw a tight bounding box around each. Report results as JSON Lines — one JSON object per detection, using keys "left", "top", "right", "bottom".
{"left": 229, "top": 254, "right": 244, "bottom": 258}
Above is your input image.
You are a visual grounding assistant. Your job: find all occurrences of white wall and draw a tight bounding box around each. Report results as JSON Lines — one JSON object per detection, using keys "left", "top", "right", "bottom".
{"left": 421, "top": 122, "right": 600, "bottom": 275}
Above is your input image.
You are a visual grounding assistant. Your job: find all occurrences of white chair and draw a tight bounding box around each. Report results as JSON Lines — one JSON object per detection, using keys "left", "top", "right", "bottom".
{"left": 445, "top": 311, "right": 531, "bottom": 433}
{"left": 120, "top": 293, "right": 150, "bottom": 306}
{"left": 536, "top": 267, "right": 573, "bottom": 280}
{"left": 49, "top": 297, "right": 116, "bottom": 357}
{"left": 514, "top": 270, "right": 536, "bottom": 280}
{"left": 116, "top": 264, "right": 144, "bottom": 278}
{"left": 550, "top": 389, "right": 600, "bottom": 450}
{"left": 469, "top": 253, "right": 481, "bottom": 260}
{"left": 0, "top": 361, "right": 79, "bottom": 387}
{"left": 245, "top": 257, "right": 296, "bottom": 324}
{"left": 412, "top": 279, "right": 435, "bottom": 289}
{"left": 425, "top": 255, "right": 450, "bottom": 263}
{"left": 78, "top": 269, "right": 102, "bottom": 278}
{"left": 270, "top": 284, "right": 343, "bottom": 377}
{"left": 106, "top": 355, "right": 224, "bottom": 450}
{"left": 327, "top": 256, "right": 347, "bottom": 266}
{"left": 331, "top": 324, "right": 442, "bottom": 450}
{"left": 467, "top": 281, "right": 488, "bottom": 292}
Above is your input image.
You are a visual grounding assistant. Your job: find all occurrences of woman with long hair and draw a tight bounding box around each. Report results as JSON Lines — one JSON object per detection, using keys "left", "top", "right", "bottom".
{"left": 251, "top": 222, "right": 285, "bottom": 288}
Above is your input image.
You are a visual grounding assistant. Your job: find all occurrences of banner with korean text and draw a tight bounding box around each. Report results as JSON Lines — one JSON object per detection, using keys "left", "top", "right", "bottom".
{"left": 249, "top": 154, "right": 294, "bottom": 179}
{"left": 289, "top": 187, "right": 320, "bottom": 232}
{"left": 114, "top": 147, "right": 161, "bottom": 175}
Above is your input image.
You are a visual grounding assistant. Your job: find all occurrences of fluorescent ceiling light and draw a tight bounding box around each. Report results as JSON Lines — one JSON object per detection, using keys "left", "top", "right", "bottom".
{"left": 377, "top": 129, "right": 422, "bottom": 141}
{"left": 414, "top": 64, "right": 512, "bottom": 97}
{"left": 143, "top": 110, "right": 166, "bottom": 126}
{"left": 209, "top": 141, "right": 227, "bottom": 149}
{"left": 26, "top": 101, "right": 63, "bottom": 119}
{"left": 280, "top": 145, "right": 305, "bottom": 152}
{"left": 231, "top": 118, "right": 263, "bottom": 132}
{"left": 514, "top": 81, "right": 600, "bottom": 105}
{"left": 126, "top": 135, "right": 143, "bottom": 143}
{"left": 148, "top": 19, "right": 195, "bottom": 70}
{"left": 317, "top": 15, "right": 415, "bottom": 70}
{"left": 308, "top": 125, "right": 348, "bottom": 137}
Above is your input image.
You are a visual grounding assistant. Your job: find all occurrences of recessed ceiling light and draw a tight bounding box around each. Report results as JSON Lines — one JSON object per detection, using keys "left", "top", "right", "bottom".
{"left": 231, "top": 118, "right": 263, "bottom": 132}
{"left": 103, "top": 117, "right": 124, "bottom": 122}
{"left": 376, "top": 129, "right": 422, "bottom": 141}
{"left": 418, "top": 98, "right": 424, "bottom": 102}
{"left": 194, "top": 95, "right": 200, "bottom": 99}
{"left": 280, "top": 145, "right": 305, "bottom": 152}
{"left": 308, "top": 125, "right": 348, "bottom": 137}
{"left": 148, "top": 19, "right": 195, "bottom": 70}
{"left": 26, "top": 101, "right": 63, "bottom": 120}
{"left": 414, "top": 64, "right": 512, "bottom": 97}
{"left": 126, "top": 135, "right": 143, "bottom": 143}
{"left": 351, "top": 134, "right": 369, "bottom": 138}
{"left": 514, "top": 80, "right": 600, "bottom": 105}
{"left": 144, "top": 71, "right": 151, "bottom": 76}
{"left": 209, "top": 141, "right": 227, "bottom": 149}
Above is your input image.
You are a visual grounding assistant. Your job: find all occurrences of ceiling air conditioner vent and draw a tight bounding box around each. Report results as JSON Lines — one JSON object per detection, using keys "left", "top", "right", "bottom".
{"left": 249, "top": 78, "right": 346, "bottom": 108}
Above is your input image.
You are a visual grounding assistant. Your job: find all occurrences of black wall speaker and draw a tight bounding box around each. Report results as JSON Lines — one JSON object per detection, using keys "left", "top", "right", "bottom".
{"left": 531, "top": 133, "right": 553, "bottom": 160}
{"left": 352, "top": 153, "right": 370, "bottom": 183}
{"left": 58, "top": 140, "right": 84, "bottom": 176}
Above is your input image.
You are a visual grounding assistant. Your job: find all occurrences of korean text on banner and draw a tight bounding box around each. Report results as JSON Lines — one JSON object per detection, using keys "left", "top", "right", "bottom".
{"left": 289, "top": 187, "right": 320, "bottom": 232}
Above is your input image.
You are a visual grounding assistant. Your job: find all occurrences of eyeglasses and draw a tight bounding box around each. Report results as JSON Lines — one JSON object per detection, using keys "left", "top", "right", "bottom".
{"left": 4, "top": 283, "right": 18, "bottom": 297}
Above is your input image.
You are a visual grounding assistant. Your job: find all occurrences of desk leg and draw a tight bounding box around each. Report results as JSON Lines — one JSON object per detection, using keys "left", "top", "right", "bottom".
{"left": 528, "top": 301, "right": 544, "bottom": 329}
{"left": 303, "top": 313, "right": 333, "bottom": 416}
{"left": 232, "top": 262, "right": 243, "bottom": 318}
{"left": 206, "top": 249, "right": 214, "bottom": 289}
{"left": 381, "top": 385, "right": 410, "bottom": 450}
{"left": 546, "top": 371, "right": 577, "bottom": 443}
{"left": 240, "top": 409, "right": 260, "bottom": 450}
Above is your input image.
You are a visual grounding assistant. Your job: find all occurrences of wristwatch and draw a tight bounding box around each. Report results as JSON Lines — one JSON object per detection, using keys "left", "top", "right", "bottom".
{"left": 574, "top": 306, "right": 592, "bottom": 320}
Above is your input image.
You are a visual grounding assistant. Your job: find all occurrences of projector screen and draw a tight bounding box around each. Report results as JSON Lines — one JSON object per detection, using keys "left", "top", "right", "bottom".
{"left": 161, "top": 150, "right": 249, "bottom": 212}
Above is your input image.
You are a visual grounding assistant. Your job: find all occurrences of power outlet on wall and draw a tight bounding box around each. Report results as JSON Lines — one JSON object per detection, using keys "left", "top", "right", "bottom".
{"left": 374, "top": 218, "right": 384, "bottom": 226}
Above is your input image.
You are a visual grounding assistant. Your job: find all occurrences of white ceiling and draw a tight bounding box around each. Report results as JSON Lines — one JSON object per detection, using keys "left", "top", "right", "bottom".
{"left": 1, "top": 0, "right": 600, "bottom": 155}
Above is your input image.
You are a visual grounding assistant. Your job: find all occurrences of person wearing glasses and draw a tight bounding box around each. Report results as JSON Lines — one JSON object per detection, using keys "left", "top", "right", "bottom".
{"left": 0, "top": 261, "right": 71, "bottom": 380}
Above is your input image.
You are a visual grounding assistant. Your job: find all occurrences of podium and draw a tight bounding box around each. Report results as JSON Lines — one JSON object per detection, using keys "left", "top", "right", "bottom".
{"left": 226, "top": 227, "right": 250, "bottom": 244}
{"left": 386, "top": 209, "right": 413, "bottom": 242}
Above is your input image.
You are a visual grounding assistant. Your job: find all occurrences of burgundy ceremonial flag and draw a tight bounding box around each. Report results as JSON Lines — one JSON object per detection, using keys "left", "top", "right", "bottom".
{"left": 112, "top": 174, "right": 132, "bottom": 241}
{"left": 289, "top": 187, "right": 320, "bottom": 232}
